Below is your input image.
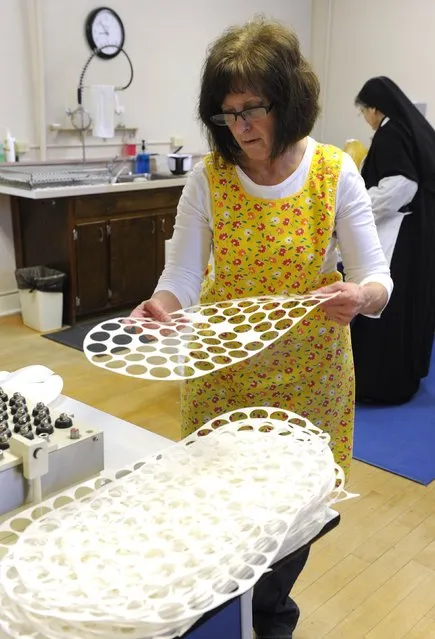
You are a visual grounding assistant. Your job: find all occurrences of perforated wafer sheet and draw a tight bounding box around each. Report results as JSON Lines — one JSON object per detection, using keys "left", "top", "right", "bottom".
{"left": 84, "top": 294, "right": 336, "bottom": 381}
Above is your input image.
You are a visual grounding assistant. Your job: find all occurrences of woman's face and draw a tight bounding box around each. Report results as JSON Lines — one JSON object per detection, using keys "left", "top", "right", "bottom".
{"left": 222, "top": 91, "right": 274, "bottom": 161}
{"left": 360, "top": 106, "right": 384, "bottom": 131}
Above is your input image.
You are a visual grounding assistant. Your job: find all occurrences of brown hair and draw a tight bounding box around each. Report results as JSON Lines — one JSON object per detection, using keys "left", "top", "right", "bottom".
{"left": 198, "top": 17, "right": 320, "bottom": 164}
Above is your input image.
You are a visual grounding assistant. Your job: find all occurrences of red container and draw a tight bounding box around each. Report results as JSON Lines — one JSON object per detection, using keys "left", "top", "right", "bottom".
{"left": 121, "top": 143, "right": 137, "bottom": 157}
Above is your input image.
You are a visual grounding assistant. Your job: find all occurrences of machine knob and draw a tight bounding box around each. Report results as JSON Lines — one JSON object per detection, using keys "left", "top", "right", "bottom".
{"left": 13, "top": 409, "right": 30, "bottom": 424}
{"left": 0, "top": 432, "right": 10, "bottom": 450}
{"left": 36, "top": 418, "right": 54, "bottom": 436}
{"left": 32, "top": 402, "right": 47, "bottom": 417}
{"left": 0, "top": 424, "right": 11, "bottom": 438}
{"left": 19, "top": 424, "right": 34, "bottom": 440}
{"left": 33, "top": 410, "right": 51, "bottom": 426}
{"left": 14, "top": 415, "right": 32, "bottom": 433}
{"left": 9, "top": 392, "right": 25, "bottom": 407}
{"left": 54, "top": 413, "right": 73, "bottom": 429}
{"left": 11, "top": 403, "right": 29, "bottom": 416}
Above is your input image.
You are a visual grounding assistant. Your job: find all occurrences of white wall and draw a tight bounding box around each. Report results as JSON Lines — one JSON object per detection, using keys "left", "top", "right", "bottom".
{"left": 311, "top": 0, "right": 435, "bottom": 148}
{"left": 0, "top": 0, "right": 311, "bottom": 314}
{"left": 42, "top": 0, "right": 311, "bottom": 159}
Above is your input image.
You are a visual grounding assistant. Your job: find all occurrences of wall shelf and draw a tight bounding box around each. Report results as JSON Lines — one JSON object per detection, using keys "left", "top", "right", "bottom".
{"left": 48, "top": 124, "right": 138, "bottom": 138}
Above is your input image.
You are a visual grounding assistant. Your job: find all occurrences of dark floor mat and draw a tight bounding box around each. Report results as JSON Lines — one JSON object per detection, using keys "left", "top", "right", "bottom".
{"left": 42, "top": 312, "right": 129, "bottom": 352}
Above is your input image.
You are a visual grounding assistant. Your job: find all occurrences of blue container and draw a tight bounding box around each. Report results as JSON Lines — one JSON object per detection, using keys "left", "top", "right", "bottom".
{"left": 135, "top": 139, "right": 150, "bottom": 174}
{"left": 135, "top": 152, "right": 150, "bottom": 174}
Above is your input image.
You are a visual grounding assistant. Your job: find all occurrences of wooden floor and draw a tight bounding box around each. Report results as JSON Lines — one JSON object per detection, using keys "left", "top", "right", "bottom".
{"left": 1, "top": 314, "right": 435, "bottom": 638}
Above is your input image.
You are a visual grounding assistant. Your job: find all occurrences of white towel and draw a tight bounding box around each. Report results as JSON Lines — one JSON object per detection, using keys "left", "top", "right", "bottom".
{"left": 90, "top": 85, "right": 115, "bottom": 138}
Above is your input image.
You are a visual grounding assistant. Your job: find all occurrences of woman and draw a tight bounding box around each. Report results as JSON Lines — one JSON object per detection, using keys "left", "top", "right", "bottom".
{"left": 131, "top": 19, "right": 392, "bottom": 639}
{"left": 352, "top": 76, "right": 435, "bottom": 404}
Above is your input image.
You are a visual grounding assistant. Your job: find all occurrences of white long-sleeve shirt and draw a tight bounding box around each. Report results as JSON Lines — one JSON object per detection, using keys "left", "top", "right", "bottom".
{"left": 368, "top": 176, "right": 417, "bottom": 265}
{"left": 156, "top": 137, "right": 393, "bottom": 314}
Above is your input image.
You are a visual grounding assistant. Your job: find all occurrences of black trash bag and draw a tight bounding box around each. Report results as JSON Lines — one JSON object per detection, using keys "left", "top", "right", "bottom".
{"left": 15, "top": 266, "right": 66, "bottom": 293}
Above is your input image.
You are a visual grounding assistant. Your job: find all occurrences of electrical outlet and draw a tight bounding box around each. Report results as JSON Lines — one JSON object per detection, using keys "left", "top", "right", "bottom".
{"left": 170, "top": 135, "right": 184, "bottom": 150}
{"left": 15, "top": 140, "right": 29, "bottom": 154}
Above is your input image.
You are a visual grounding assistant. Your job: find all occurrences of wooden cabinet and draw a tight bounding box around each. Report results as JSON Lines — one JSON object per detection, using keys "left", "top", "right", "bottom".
{"left": 11, "top": 187, "right": 183, "bottom": 324}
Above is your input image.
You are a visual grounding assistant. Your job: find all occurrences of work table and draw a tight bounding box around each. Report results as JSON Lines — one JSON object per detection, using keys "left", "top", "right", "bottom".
{"left": 0, "top": 392, "right": 341, "bottom": 639}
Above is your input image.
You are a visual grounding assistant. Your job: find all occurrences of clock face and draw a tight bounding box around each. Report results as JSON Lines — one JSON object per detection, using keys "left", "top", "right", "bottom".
{"left": 86, "top": 7, "right": 125, "bottom": 58}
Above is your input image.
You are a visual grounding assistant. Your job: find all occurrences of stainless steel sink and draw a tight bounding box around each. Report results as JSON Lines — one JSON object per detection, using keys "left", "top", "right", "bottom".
{"left": 0, "top": 164, "right": 112, "bottom": 190}
{"left": 0, "top": 158, "right": 188, "bottom": 191}
{"left": 151, "top": 172, "right": 185, "bottom": 180}
{"left": 114, "top": 172, "right": 185, "bottom": 183}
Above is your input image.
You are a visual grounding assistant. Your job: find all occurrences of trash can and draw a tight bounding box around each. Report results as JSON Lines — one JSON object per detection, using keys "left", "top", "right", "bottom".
{"left": 15, "top": 266, "right": 66, "bottom": 332}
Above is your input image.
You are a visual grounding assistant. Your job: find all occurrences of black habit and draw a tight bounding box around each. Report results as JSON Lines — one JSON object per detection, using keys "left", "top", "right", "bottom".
{"left": 351, "top": 77, "right": 435, "bottom": 404}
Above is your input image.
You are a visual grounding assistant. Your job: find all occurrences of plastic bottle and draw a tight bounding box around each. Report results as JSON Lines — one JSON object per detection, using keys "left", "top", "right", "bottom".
{"left": 135, "top": 140, "right": 150, "bottom": 174}
{"left": 5, "top": 131, "right": 16, "bottom": 162}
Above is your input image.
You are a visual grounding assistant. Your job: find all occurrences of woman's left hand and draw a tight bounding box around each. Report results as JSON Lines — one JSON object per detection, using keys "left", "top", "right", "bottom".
{"left": 314, "top": 281, "right": 366, "bottom": 325}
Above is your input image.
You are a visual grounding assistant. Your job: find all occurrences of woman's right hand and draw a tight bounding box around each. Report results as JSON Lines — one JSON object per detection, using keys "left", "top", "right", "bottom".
{"left": 129, "top": 297, "right": 172, "bottom": 322}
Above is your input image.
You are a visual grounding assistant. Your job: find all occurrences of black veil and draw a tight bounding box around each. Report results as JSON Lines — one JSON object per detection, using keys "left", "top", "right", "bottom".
{"left": 356, "top": 76, "right": 435, "bottom": 190}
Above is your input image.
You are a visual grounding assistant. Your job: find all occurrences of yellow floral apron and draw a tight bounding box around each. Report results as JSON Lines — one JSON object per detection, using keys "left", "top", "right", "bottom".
{"left": 181, "top": 144, "right": 354, "bottom": 477}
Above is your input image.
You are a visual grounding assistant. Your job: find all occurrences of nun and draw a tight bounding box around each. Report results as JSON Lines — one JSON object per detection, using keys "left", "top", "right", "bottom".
{"left": 352, "top": 76, "right": 435, "bottom": 404}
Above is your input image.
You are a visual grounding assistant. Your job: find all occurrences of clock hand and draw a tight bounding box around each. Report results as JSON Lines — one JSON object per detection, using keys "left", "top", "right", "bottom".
{"left": 98, "top": 21, "right": 109, "bottom": 35}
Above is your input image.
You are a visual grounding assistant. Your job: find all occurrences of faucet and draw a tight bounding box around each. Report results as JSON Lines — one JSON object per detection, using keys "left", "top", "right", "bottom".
{"left": 107, "top": 156, "right": 134, "bottom": 184}
{"left": 111, "top": 164, "right": 132, "bottom": 184}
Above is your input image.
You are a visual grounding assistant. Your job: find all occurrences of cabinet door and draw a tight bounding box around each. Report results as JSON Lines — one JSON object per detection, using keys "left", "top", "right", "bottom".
{"left": 109, "top": 215, "right": 158, "bottom": 306}
{"left": 156, "top": 210, "right": 177, "bottom": 277}
{"left": 75, "top": 221, "right": 109, "bottom": 315}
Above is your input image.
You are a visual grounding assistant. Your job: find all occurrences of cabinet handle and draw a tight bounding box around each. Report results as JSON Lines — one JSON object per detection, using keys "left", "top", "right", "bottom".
{"left": 161, "top": 217, "right": 165, "bottom": 233}
{"left": 151, "top": 219, "right": 156, "bottom": 234}
{"left": 98, "top": 226, "right": 105, "bottom": 242}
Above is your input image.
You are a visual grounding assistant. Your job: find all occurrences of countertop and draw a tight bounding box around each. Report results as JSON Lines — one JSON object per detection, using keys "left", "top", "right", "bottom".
{"left": 0, "top": 175, "right": 188, "bottom": 200}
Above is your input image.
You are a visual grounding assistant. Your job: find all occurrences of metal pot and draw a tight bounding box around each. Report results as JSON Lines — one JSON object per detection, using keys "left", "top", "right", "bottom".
{"left": 167, "top": 154, "right": 192, "bottom": 175}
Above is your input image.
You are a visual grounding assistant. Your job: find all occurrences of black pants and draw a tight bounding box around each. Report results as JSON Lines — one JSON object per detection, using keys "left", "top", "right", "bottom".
{"left": 252, "top": 547, "right": 310, "bottom": 639}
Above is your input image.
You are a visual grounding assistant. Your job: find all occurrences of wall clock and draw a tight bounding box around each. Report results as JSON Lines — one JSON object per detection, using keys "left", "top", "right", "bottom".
{"left": 85, "top": 7, "right": 125, "bottom": 59}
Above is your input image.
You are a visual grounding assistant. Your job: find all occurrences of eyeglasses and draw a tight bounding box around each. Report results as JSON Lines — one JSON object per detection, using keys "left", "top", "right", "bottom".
{"left": 210, "top": 104, "right": 273, "bottom": 127}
